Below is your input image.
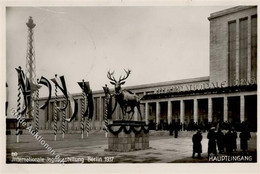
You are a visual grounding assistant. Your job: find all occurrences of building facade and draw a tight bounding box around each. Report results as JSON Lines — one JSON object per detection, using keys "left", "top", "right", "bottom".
{"left": 38, "top": 6, "right": 257, "bottom": 132}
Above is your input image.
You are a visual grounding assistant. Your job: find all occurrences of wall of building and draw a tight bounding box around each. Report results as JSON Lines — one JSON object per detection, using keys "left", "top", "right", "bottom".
{"left": 209, "top": 6, "right": 257, "bottom": 86}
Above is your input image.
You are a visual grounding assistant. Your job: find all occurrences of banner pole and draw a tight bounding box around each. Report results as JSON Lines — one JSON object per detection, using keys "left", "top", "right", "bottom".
{"left": 81, "top": 80, "right": 85, "bottom": 139}
{"left": 16, "top": 72, "right": 22, "bottom": 143}
{"left": 54, "top": 79, "right": 58, "bottom": 141}
{"left": 62, "top": 96, "right": 66, "bottom": 139}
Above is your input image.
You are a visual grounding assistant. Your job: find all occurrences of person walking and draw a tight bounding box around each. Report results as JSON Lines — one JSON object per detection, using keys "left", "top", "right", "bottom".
{"left": 192, "top": 129, "right": 202, "bottom": 158}
{"left": 239, "top": 128, "right": 251, "bottom": 154}
{"left": 207, "top": 127, "right": 217, "bottom": 158}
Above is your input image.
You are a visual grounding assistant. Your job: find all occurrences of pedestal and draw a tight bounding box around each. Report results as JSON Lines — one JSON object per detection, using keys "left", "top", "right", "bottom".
{"left": 107, "top": 120, "right": 149, "bottom": 152}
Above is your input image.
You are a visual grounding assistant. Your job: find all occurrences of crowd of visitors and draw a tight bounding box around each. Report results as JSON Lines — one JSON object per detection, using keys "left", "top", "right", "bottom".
{"left": 191, "top": 124, "right": 251, "bottom": 158}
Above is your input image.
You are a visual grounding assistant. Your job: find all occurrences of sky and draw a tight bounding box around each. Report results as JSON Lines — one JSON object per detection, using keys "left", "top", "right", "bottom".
{"left": 6, "top": 6, "right": 231, "bottom": 116}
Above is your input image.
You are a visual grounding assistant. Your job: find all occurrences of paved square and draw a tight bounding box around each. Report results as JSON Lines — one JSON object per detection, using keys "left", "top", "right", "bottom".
{"left": 6, "top": 131, "right": 256, "bottom": 163}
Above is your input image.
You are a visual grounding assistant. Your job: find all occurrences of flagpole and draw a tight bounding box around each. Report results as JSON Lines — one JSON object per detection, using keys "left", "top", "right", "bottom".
{"left": 81, "top": 80, "right": 85, "bottom": 139}
{"left": 54, "top": 75, "right": 58, "bottom": 141}
{"left": 85, "top": 88, "right": 89, "bottom": 137}
{"left": 16, "top": 78, "right": 22, "bottom": 143}
{"left": 104, "top": 85, "right": 109, "bottom": 138}
{"left": 35, "top": 83, "right": 39, "bottom": 133}
{"left": 62, "top": 96, "right": 66, "bottom": 139}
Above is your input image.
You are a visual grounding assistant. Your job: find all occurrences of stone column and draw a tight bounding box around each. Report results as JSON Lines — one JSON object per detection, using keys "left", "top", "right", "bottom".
{"left": 194, "top": 99, "right": 198, "bottom": 123}
{"left": 240, "top": 95, "right": 245, "bottom": 122}
{"left": 248, "top": 16, "right": 252, "bottom": 82}
{"left": 208, "top": 98, "right": 212, "bottom": 122}
{"left": 236, "top": 19, "right": 240, "bottom": 80}
{"left": 156, "top": 102, "right": 160, "bottom": 125}
{"left": 224, "top": 96, "right": 228, "bottom": 122}
{"left": 145, "top": 102, "right": 149, "bottom": 124}
{"left": 167, "top": 101, "right": 172, "bottom": 124}
{"left": 180, "top": 100, "right": 184, "bottom": 124}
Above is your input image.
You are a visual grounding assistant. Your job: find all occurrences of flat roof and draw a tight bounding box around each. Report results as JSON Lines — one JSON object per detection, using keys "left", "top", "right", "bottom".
{"left": 39, "top": 76, "right": 210, "bottom": 100}
{"left": 208, "top": 6, "right": 256, "bottom": 20}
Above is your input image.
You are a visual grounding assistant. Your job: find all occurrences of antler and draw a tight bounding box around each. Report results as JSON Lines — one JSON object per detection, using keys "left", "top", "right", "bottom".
{"left": 119, "top": 69, "right": 131, "bottom": 82}
{"left": 107, "top": 70, "right": 117, "bottom": 82}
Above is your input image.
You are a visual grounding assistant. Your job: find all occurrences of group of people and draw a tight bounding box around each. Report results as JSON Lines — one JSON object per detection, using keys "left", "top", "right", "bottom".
{"left": 192, "top": 127, "right": 251, "bottom": 158}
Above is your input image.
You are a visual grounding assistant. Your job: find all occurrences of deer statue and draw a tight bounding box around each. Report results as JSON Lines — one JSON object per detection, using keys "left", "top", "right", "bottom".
{"left": 107, "top": 69, "right": 143, "bottom": 121}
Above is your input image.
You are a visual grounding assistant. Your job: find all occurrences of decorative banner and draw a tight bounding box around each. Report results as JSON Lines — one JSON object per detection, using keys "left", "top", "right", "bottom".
{"left": 51, "top": 75, "right": 78, "bottom": 123}
{"left": 102, "top": 85, "right": 112, "bottom": 119}
{"left": 37, "top": 76, "right": 52, "bottom": 109}
{"left": 86, "top": 90, "right": 94, "bottom": 119}
{"left": 107, "top": 124, "right": 149, "bottom": 135}
{"left": 65, "top": 92, "right": 78, "bottom": 122}
{"left": 50, "top": 75, "right": 68, "bottom": 111}
{"left": 15, "top": 67, "right": 31, "bottom": 115}
{"left": 78, "top": 81, "right": 94, "bottom": 119}
{"left": 78, "top": 81, "right": 90, "bottom": 96}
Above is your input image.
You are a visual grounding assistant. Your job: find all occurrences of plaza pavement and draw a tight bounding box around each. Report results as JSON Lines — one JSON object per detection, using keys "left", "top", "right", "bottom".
{"left": 6, "top": 130, "right": 257, "bottom": 163}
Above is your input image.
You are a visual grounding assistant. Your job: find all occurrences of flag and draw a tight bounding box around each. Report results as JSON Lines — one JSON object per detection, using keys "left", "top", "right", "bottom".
{"left": 65, "top": 92, "right": 79, "bottom": 122}
{"left": 87, "top": 90, "right": 94, "bottom": 119}
{"left": 50, "top": 75, "right": 68, "bottom": 110}
{"left": 78, "top": 81, "right": 94, "bottom": 119}
{"left": 15, "top": 67, "right": 31, "bottom": 115}
{"left": 77, "top": 81, "right": 90, "bottom": 94}
{"left": 38, "top": 76, "right": 52, "bottom": 109}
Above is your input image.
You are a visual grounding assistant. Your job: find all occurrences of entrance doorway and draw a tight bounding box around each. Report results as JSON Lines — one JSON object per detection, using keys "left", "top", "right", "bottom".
{"left": 212, "top": 98, "right": 223, "bottom": 122}
{"left": 245, "top": 95, "right": 257, "bottom": 131}
{"left": 228, "top": 96, "right": 240, "bottom": 123}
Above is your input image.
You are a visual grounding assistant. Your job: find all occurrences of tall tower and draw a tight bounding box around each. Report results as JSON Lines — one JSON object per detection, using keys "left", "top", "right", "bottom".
{"left": 25, "top": 16, "right": 36, "bottom": 119}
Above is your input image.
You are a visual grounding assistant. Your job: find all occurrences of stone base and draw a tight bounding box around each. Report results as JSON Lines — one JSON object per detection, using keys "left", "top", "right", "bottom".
{"left": 107, "top": 121, "right": 149, "bottom": 152}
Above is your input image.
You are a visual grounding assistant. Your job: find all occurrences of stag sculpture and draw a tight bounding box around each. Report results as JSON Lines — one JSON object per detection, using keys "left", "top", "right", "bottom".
{"left": 107, "top": 69, "right": 142, "bottom": 121}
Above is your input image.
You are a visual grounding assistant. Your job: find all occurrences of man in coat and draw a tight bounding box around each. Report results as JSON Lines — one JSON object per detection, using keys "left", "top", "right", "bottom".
{"left": 207, "top": 127, "right": 217, "bottom": 158}
{"left": 225, "top": 129, "right": 233, "bottom": 156}
{"left": 239, "top": 128, "right": 251, "bottom": 154}
{"left": 192, "top": 129, "right": 202, "bottom": 158}
{"left": 216, "top": 129, "right": 225, "bottom": 153}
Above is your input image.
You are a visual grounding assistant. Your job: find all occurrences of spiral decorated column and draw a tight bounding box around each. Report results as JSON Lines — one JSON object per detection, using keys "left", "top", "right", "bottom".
{"left": 54, "top": 84, "right": 58, "bottom": 141}
{"left": 85, "top": 94, "right": 89, "bottom": 137}
{"left": 104, "top": 92, "right": 109, "bottom": 137}
{"left": 35, "top": 85, "right": 40, "bottom": 133}
{"left": 81, "top": 85, "right": 85, "bottom": 139}
{"left": 62, "top": 97, "right": 66, "bottom": 139}
{"left": 16, "top": 80, "right": 22, "bottom": 143}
